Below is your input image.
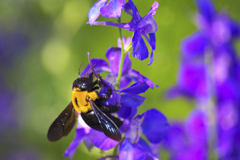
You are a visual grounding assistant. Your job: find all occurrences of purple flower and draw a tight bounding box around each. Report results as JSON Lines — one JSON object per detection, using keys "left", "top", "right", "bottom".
{"left": 167, "top": 60, "right": 208, "bottom": 100}
{"left": 64, "top": 115, "right": 118, "bottom": 159}
{"left": 117, "top": 82, "right": 149, "bottom": 120}
{"left": 167, "top": 0, "right": 240, "bottom": 159}
{"left": 162, "top": 110, "right": 208, "bottom": 160}
{"left": 181, "top": 32, "right": 208, "bottom": 59}
{"left": 81, "top": 37, "right": 158, "bottom": 89}
{"left": 196, "top": 0, "right": 239, "bottom": 46}
{"left": 0, "top": 89, "right": 19, "bottom": 137}
{"left": 216, "top": 102, "right": 239, "bottom": 158}
{"left": 99, "top": 77, "right": 150, "bottom": 123}
{"left": 180, "top": 0, "right": 240, "bottom": 60}
{"left": 88, "top": 1, "right": 159, "bottom": 65}
{"left": 196, "top": 0, "right": 240, "bottom": 43}
{"left": 88, "top": 0, "right": 125, "bottom": 25}
{"left": 119, "top": 109, "right": 169, "bottom": 160}
{"left": 215, "top": 76, "right": 240, "bottom": 158}
{"left": 0, "top": 28, "right": 30, "bottom": 66}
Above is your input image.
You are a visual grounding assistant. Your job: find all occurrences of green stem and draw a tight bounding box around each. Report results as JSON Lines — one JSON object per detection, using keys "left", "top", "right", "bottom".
{"left": 115, "top": 17, "right": 126, "bottom": 90}
{"left": 113, "top": 18, "right": 132, "bottom": 159}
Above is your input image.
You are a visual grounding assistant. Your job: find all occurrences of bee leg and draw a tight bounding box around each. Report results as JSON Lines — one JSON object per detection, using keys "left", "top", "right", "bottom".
{"left": 91, "top": 86, "right": 100, "bottom": 91}
{"left": 98, "top": 87, "right": 112, "bottom": 101}
{"left": 90, "top": 75, "right": 102, "bottom": 91}
{"left": 96, "top": 75, "right": 102, "bottom": 88}
{"left": 90, "top": 79, "right": 101, "bottom": 91}
{"left": 100, "top": 105, "right": 119, "bottom": 113}
{"left": 88, "top": 72, "right": 94, "bottom": 78}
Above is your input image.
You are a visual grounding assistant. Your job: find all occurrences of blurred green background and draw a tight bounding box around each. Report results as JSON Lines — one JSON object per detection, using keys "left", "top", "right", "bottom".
{"left": 0, "top": 0, "right": 239, "bottom": 159}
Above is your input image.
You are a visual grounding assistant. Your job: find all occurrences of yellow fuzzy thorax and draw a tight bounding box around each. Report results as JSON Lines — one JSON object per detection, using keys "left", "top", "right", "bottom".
{"left": 71, "top": 87, "right": 98, "bottom": 113}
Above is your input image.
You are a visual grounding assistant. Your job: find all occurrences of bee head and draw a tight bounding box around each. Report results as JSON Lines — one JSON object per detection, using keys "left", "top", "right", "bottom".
{"left": 72, "top": 74, "right": 94, "bottom": 91}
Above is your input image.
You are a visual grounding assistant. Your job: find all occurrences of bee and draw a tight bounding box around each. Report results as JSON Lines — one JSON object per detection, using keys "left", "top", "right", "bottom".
{"left": 47, "top": 67, "right": 122, "bottom": 142}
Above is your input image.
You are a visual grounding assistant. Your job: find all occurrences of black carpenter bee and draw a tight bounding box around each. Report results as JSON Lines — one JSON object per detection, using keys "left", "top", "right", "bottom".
{"left": 47, "top": 67, "right": 122, "bottom": 142}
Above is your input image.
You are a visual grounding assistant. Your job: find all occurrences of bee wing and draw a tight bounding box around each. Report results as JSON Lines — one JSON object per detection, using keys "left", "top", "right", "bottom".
{"left": 89, "top": 100, "right": 122, "bottom": 141}
{"left": 47, "top": 102, "right": 78, "bottom": 142}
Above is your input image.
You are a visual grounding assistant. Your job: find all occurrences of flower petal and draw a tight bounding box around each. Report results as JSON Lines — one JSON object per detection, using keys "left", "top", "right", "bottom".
{"left": 117, "top": 94, "right": 145, "bottom": 124}
{"left": 119, "top": 139, "right": 146, "bottom": 160}
{"left": 141, "top": 109, "right": 169, "bottom": 144}
{"left": 138, "top": 16, "right": 158, "bottom": 35}
{"left": 132, "top": 30, "right": 149, "bottom": 61}
{"left": 63, "top": 128, "right": 87, "bottom": 159}
{"left": 178, "top": 60, "right": 208, "bottom": 98}
{"left": 138, "top": 138, "right": 157, "bottom": 159}
{"left": 88, "top": 129, "right": 118, "bottom": 150}
{"left": 142, "top": 34, "right": 156, "bottom": 65}
{"left": 122, "top": 53, "right": 132, "bottom": 75}
{"left": 149, "top": 143, "right": 161, "bottom": 159}
{"left": 129, "top": 70, "right": 159, "bottom": 89}
{"left": 121, "top": 82, "right": 150, "bottom": 94}
{"left": 148, "top": 51, "right": 154, "bottom": 66}
{"left": 186, "top": 110, "right": 207, "bottom": 143}
{"left": 105, "top": 46, "right": 132, "bottom": 77}
{"left": 100, "top": 0, "right": 125, "bottom": 18}
{"left": 88, "top": 0, "right": 108, "bottom": 25}
{"left": 125, "top": 114, "right": 145, "bottom": 142}
{"left": 105, "top": 73, "right": 132, "bottom": 89}
{"left": 123, "top": 1, "right": 132, "bottom": 13}
{"left": 117, "top": 105, "right": 132, "bottom": 119}
{"left": 128, "top": 0, "right": 141, "bottom": 21}
{"left": 149, "top": 33, "right": 156, "bottom": 50}
{"left": 196, "top": 0, "right": 216, "bottom": 24}
{"left": 119, "top": 119, "right": 131, "bottom": 133}
{"left": 105, "top": 73, "right": 116, "bottom": 84}
{"left": 149, "top": 1, "right": 159, "bottom": 16}
{"left": 181, "top": 32, "right": 208, "bottom": 59}
{"left": 81, "top": 58, "right": 110, "bottom": 76}
{"left": 83, "top": 138, "right": 94, "bottom": 151}
{"left": 228, "top": 17, "right": 240, "bottom": 38}
{"left": 120, "top": 93, "right": 146, "bottom": 108}
{"left": 106, "top": 47, "right": 122, "bottom": 76}
{"left": 118, "top": 37, "right": 132, "bottom": 50}
{"left": 217, "top": 102, "right": 238, "bottom": 156}
{"left": 217, "top": 80, "right": 239, "bottom": 102}
{"left": 161, "top": 122, "right": 186, "bottom": 152}
{"left": 117, "top": 104, "right": 137, "bottom": 120}
{"left": 99, "top": 78, "right": 120, "bottom": 106}
{"left": 120, "top": 76, "right": 132, "bottom": 89}
{"left": 166, "top": 86, "right": 195, "bottom": 99}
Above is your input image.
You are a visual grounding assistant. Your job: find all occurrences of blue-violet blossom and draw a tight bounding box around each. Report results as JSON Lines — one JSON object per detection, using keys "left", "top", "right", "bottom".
{"left": 81, "top": 37, "right": 159, "bottom": 89}
{"left": 88, "top": 0, "right": 125, "bottom": 25}
{"left": 88, "top": 1, "right": 159, "bottom": 65}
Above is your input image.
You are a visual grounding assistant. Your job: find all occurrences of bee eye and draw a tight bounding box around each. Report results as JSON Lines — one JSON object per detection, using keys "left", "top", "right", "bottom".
{"left": 75, "top": 98, "right": 79, "bottom": 106}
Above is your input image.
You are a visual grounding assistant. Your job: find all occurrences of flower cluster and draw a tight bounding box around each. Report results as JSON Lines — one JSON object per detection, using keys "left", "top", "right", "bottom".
{"left": 62, "top": 0, "right": 168, "bottom": 160}
{"left": 88, "top": 0, "right": 159, "bottom": 65}
{"left": 162, "top": 111, "right": 208, "bottom": 159}
{"left": 164, "top": 0, "right": 240, "bottom": 159}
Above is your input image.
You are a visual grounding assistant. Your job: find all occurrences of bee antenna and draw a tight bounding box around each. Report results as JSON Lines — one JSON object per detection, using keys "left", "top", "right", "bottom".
{"left": 83, "top": 64, "right": 97, "bottom": 77}
{"left": 78, "top": 63, "right": 84, "bottom": 77}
